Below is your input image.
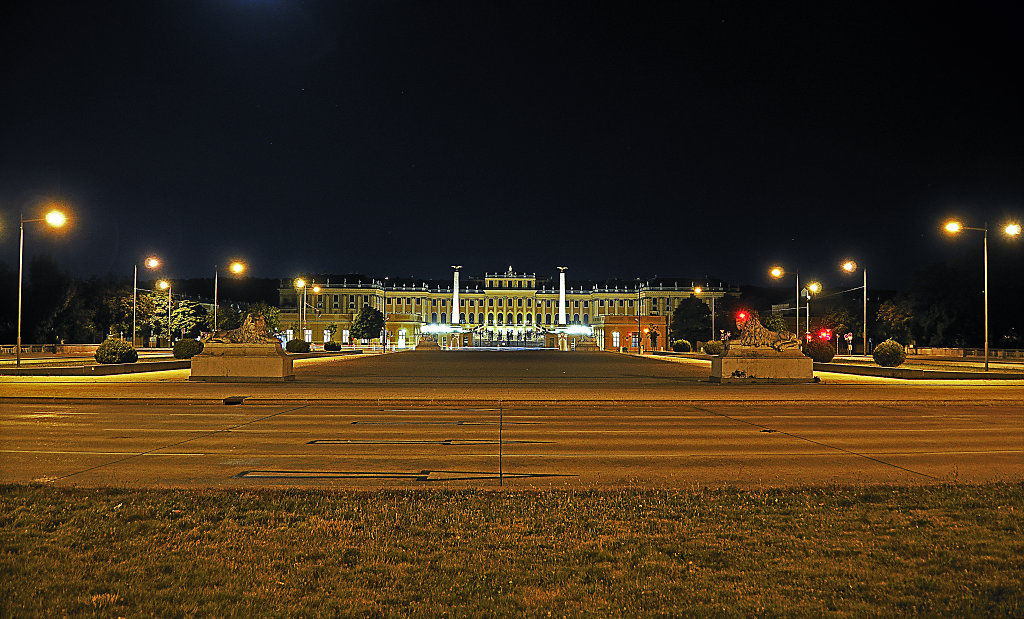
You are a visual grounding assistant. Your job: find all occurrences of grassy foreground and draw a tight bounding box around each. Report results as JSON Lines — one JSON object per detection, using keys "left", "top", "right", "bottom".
{"left": 2, "top": 484, "right": 1021, "bottom": 617}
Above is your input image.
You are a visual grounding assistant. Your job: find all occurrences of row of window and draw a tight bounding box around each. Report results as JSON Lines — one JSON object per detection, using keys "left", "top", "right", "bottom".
{"left": 427, "top": 312, "right": 592, "bottom": 326}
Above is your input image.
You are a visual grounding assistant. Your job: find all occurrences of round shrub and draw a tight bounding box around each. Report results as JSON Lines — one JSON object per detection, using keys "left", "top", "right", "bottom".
{"left": 703, "top": 340, "right": 724, "bottom": 355}
{"left": 173, "top": 338, "right": 204, "bottom": 359}
{"left": 872, "top": 339, "right": 906, "bottom": 367}
{"left": 324, "top": 340, "right": 341, "bottom": 351}
{"left": 801, "top": 338, "right": 836, "bottom": 363}
{"left": 94, "top": 338, "right": 138, "bottom": 364}
{"left": 285, "top": 339, "right": 311, "bottom": 353}
{"left": 671, "top": 339, "right": 692, "bottom": 353}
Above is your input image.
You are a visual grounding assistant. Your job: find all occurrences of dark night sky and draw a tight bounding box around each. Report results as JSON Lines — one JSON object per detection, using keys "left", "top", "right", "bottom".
{"left": 1, "top": 1, "right": 1021, "bottom": 292}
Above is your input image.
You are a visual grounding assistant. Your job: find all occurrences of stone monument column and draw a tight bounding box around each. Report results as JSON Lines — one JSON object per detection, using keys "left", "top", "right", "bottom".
{"left": 557, "top": 267, "right": 568, "bottom": 325}
{"left": 451, "top": 265, "right": 462, "bottom": 325}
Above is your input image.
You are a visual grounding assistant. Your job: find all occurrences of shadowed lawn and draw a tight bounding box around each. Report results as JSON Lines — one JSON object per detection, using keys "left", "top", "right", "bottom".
{"left": 2, "top": 484, "right": 1021, "bottom": 616}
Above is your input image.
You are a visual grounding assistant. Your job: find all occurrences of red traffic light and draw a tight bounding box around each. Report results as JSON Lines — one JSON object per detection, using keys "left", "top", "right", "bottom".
{"left": 736, "top": 311, "right": 748, "bottom": 322}
{"left": 818, "top": 329, "right": 832, "bottom": 341}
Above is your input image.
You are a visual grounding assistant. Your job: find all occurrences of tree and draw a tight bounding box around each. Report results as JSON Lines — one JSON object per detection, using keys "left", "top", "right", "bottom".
{"left": 350, "top": 305, "right": 384, "bottom": 341}
{"left": 171, "top": 300, "right": 209, "bottom": 339}
{"left": 876, "top": 298, "right": 913, "bottom": 344}
{"left": 246, "top": 302, "right": 281, "bottom": 334}
{"left": 909, "top": 263, "right": 977, "bottom": 346}
{"left": 669, "top": 296, "right": 712, "bottom": 344}
{"left": 762, "top": 312, "right": 789, "bottom": 334}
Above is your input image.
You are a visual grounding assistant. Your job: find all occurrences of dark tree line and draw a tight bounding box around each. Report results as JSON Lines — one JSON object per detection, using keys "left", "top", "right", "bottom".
{"left": 0, "top": 256, "right": 281, "bottom": 345}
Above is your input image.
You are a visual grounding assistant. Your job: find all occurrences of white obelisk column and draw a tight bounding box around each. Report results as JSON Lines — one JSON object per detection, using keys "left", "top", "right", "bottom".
{"left": 557, "top": 267, "right": 568, "bottom": 326}
{"left": 451, "top": 265, "right": 462, "bottom": 324}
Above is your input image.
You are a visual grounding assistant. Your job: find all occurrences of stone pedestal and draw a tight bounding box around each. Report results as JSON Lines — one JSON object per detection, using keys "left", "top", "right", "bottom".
{"left": 710, "top": 345, "right": 813, "bottom": 384}
{"left": 190, "top": 343, "right": 295, "bottom": 382}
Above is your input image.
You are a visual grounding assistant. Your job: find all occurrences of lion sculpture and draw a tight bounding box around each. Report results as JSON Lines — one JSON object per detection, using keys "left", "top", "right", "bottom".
{"left": 735, "top": 311, "right": 800, "bottom": 352}
{"left": 205, "top": 314, "right": 280, "bottom": 344}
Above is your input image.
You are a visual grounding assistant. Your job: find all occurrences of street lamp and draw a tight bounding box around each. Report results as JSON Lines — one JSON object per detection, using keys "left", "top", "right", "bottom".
{"left": 133, "top": 256, "right": 161, "bottom": 347}
{"left": 693, "top": 286, "right": 715, "bottom": 340}
{"left": 841, "top": 260, "right": 868, "bottom": 356}
{"left": 294, "top": 278, "right": 307, "bottom": 334}
{"left": 213, "top": 260, "right": 246, "bottom": 332}
{"left": 769, "top": 266, "right": 800, "bottom": 338}
{"left": 944, "top": 219, "right": 1020, "bottom": 370}
{"left": 804, "top": 282, "right": 821, "bottom": 336}
{"left": 17, "top": 208, "right": 68, "bottom": 366}
{"left": 158, "top": 280, "right": 171, "bottom": 347}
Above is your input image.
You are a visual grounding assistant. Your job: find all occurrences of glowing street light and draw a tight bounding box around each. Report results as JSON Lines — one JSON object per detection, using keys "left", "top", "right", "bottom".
{"left": 804, "top": 282, "right": 821, "bottom": 336}
{"left": 841, "top": 259, "right": 868, "bottom": 356}
{"left": 17, "top": 208, "right": 68, "bottom": 366}
{"left": 943, "top": 219, "right": 1020, "bottom": 370}
{"left": 214, "top": 260, "right": 247, "bottom": 331}
{"left": 133, "top": 255, "right": 161, "bottom": 347}
{"left": 158, "top": 280, "right": 172, "bottom": 347}
{"left": 769, "top": 266, "right": 801, "bottom": 338}
{"left": 294, "top": 277, "right": 308, "bottom": 333}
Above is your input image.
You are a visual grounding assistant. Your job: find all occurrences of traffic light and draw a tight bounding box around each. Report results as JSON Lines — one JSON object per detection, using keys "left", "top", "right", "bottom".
{"left": 818, "top": 329, "right": 832, "bottom": 340}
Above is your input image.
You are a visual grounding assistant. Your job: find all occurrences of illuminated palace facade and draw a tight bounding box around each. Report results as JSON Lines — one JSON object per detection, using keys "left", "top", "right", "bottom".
{"left": 277, "top": 267, "right": 736, "bottom": 350}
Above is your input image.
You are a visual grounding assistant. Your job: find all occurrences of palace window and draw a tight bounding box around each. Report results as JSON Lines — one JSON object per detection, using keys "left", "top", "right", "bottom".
{"left": 517, "top": 298, "right": 523, "bottom": 306}
{"left": 488, "top": 313, "right": 494, "bottom": 325}
{"left": 583, "top": 314, "right": 589, "bottom": 325}
{"left": 431, "top": 312, "right": 437, "bottom": 322}
{"left": 517, "top": 313, "right": 523, "bottom": 325}
{"left": 613, "top": 332, "right": 620, "bottom": 347}
{"left": 441, "top": 313, "right": 446, "bottom": 323}
{"left": 478, "top": 313, "right": 483, "bottom": 324}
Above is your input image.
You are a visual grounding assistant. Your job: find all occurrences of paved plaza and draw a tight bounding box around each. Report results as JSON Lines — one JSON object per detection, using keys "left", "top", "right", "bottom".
{"left": 1, "top": 351, "right": 1021, "bottom": 489}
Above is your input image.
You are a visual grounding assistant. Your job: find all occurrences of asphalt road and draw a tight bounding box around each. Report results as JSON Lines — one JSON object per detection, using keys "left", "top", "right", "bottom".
{"left": 1, "top": 351, "right": 1021, "bottom": 489}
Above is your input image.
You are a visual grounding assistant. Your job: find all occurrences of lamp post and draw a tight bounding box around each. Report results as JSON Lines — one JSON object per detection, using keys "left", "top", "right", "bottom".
{"left": 294, "top": 278, "right": 307, "bottom": 335}
{"left": 804, "top": 282, "right": 821, "bottom": 336}
{"left": 158, "top": 280, "right": 171, "bottom": 347}
{"left": 841, "top": 260, "right": 868, "bottom": 356}
{"left": 770, "top": 267, "right": 800, "bottom": 338}
{"left": 694, "top": 285, "right": 715, "bottom": 340}
{"left": 133, "top": 256, "right": 161, "bottom": 347}
{"left": 17, "top": 209, "right": 68, "bottom": 366}
{"left": 214, "top": 261, "right": 246, "bottom": 333}
{"left": 944, "top": 220, "right": 1020, "bottom": 371}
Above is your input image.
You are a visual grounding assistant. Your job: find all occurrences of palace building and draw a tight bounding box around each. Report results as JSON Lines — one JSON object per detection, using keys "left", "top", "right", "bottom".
{"left": 277, "top": 267, "right": 737, "bottom": 351}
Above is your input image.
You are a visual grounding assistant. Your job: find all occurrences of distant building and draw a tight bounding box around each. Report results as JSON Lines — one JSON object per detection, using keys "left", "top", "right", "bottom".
{"left": 277, "top": 266, "right": 737, "bottom": 350}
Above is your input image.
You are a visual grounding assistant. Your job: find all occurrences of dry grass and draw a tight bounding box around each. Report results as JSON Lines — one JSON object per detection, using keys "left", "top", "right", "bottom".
{"left": 2, "top": 483, "right": 1021, "bottom": 616}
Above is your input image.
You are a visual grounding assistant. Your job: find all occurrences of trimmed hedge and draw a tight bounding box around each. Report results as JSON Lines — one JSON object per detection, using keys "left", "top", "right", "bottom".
{"left": 285, "top": 339, "right": 311, "bottom": 353}
{"left": 172, "top": 339, "right": 204, "bottom": 359}
{"left": 671, "top": 339, "right": 692, "bottom": 353}
{"left": 703, "top": 341, "right": 724, "bottom": 355}
{"left": 872, "top": 339, "right": 907, "bottom": 367}
{"left": 801, "top": 338, "right": 836, "bottom": 363}
{"left": 324, "top": 340, "right": 341, "bottom": 351}
{"left": 95, "top": 339, "right": 138, "bottom": 364}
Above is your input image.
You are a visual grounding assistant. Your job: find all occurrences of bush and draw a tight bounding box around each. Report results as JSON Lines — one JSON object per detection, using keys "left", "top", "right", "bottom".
{"left": 94, "top": 338, "right": 138, "bottom": 364}
{"left": 801, "top": 338, "right": 836, "bottom": 363}
{"left": 703, "top": 341, "right": 724, "bottom": 355}
{"left": 872, "top": 339, "right": 907, "bottom": 367}
{"left": 172, "top": 339, "right": 204, "bottom": 359}
{"left": 671, "top": 339, "right": 692, "bottom": 353}
{"left": 324, "top": 340, "right": 341, "bottom": 351}
{"left": 285, "top": 339, "right": 311, "bottom": 353}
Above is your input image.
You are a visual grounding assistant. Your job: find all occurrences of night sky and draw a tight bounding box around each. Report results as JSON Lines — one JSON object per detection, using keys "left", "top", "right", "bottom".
{"left": 1, "top": 1, "right": 1021, "bottom": 291}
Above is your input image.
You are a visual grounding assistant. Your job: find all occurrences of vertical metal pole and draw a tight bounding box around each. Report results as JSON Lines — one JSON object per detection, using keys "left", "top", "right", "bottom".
{"left": 132, "top": 264, "right": 137, "bottom": 346}
{"left": 711, "top": 293, "right": 715, "bottom": 340}
{"left": 863, "top": 269, "right": 868, "bottom": 356}
{"left": 795, "top": 274, "right": 800, "bottom": 338}
{"left": 983, "top": 225, "right": 989, "bottom": 371}
{"left": 213, "top": 268, "right": 219, "bottom": 332}
{"left": 167, "top": 284, "right": 172, "bottom": 347}
{"left": 16, "top": 215, "right": 24, "bottom": 366}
